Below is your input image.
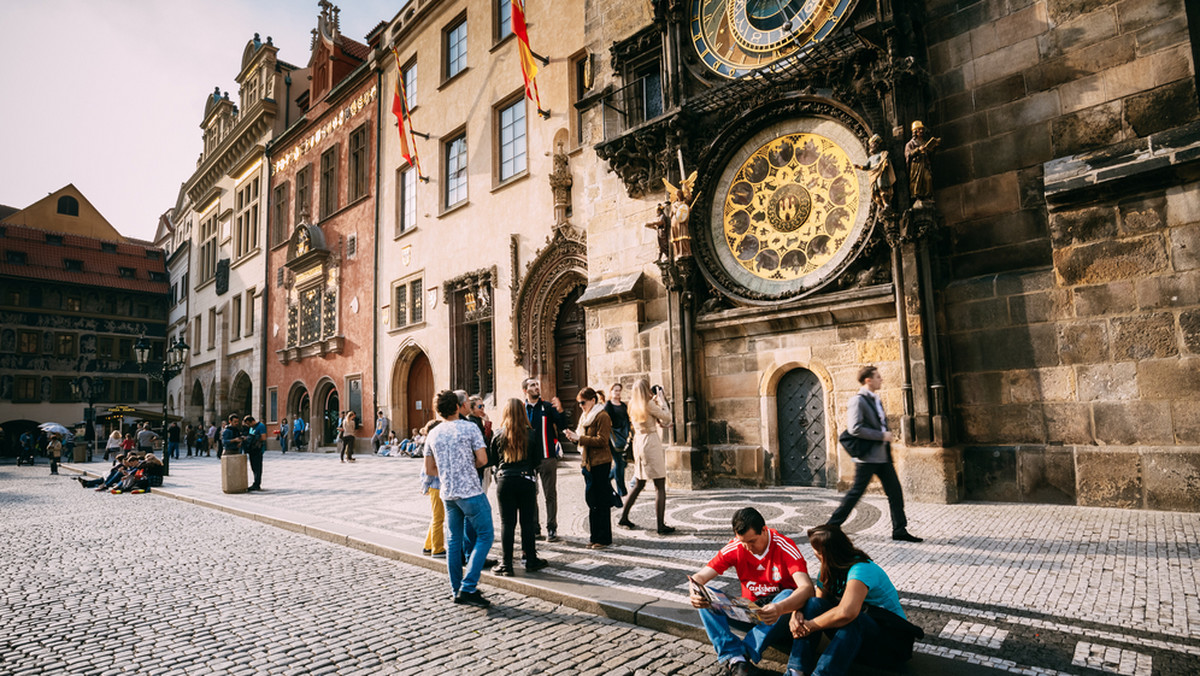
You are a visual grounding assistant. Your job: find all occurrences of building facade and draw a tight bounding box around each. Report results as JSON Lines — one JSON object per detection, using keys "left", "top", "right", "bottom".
{"left": 178, "top": 34, "right": 299, "bottom": 429}
{"left": 266, "top": 3, "right": 379, "bottom": 449}
{"left": 0, "top": 186, "right": 169, "bottom": 454}
{"left": 376, "top": 0, "right": 590, "bottom": 437}
{"left": 573, "top": 0, "right": 1200, "bottom": 511}
{"left": 154, "top": 186, "right": 193, "bottom": 425}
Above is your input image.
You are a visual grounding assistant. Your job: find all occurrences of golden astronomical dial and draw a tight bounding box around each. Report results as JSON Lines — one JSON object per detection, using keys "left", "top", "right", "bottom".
{"left": 721, "top": 132, "right": 859, "bottom": 281}
{"left": 690, "top": 0, "right": 857, "bottom": 78}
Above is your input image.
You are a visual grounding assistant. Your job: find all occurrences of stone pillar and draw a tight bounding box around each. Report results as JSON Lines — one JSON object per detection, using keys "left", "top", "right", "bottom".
{"left": 221, "top": 452, "right": 248, "bottom": 493}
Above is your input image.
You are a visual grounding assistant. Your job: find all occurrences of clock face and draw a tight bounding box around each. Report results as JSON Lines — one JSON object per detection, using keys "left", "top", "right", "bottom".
{"left": 690, "top": 0, "right": 856, "bottom": 78}
{"left": 722, "top": 132, "right": 860, "bottom": 281}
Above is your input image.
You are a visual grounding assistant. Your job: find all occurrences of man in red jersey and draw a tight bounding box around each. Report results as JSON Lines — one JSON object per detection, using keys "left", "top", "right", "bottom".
{"left": 690, "top": 507, "right": 815, "bottom": 676}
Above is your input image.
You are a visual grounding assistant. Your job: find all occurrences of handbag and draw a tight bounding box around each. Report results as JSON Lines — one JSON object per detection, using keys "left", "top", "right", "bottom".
{"left": 838, "top": 430, "right": 874, "bottom": 459}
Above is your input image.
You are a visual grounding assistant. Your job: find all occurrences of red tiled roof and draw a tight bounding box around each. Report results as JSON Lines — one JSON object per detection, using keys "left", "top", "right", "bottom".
{"left": 0, "top": 223, "right": 168, "bottom": 294}
{"left": 337, "top": 35, "right": 370, "bottom": 62}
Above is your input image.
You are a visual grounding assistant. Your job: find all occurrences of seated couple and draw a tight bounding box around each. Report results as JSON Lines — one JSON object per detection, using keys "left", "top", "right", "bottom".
{"left": 690, "top": 508, "right": 922, "bottom": 676}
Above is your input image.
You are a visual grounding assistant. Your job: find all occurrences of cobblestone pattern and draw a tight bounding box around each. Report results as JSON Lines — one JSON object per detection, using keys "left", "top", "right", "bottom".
{"left": 53, "top": 453, "right": 1200, "bottom": 675}
{"left": 0, "top": 466, "right": 719, "bottom": 676}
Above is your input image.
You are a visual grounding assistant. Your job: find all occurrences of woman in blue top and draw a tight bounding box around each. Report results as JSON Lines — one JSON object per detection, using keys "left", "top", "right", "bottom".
{"left": 789, "top": 524, "right": 917, "bottom": 676}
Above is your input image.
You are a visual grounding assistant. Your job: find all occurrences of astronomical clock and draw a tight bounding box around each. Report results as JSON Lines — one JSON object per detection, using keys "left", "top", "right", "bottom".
{"left": 689, "top": 0, "right": 857, "bottom": 78}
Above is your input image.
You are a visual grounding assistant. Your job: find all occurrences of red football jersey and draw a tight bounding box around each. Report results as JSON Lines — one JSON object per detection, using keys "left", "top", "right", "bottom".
{"left": 706, "top": 528, "right": 809, "bottom": 602}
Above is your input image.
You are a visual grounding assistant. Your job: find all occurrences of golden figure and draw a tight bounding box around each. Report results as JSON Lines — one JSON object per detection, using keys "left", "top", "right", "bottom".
{"left": 904, "top": 120, "right": 940, "bottom": 203}
{"left": 854, "top": 134, "right": 896, "bottom": 212}
{"left": 663, "top": 170, "right": 698, "bottom": 260}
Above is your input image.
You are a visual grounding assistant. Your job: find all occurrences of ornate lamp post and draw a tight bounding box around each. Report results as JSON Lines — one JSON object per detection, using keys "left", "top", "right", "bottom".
{"left": 70, "top": 374, "right": 104, "bottom": 461}
{"left": 135, "top": 335, "right": 190, "bottom": 476}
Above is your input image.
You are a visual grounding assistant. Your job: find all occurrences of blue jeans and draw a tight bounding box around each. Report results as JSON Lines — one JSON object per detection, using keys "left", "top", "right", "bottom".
{"left": 443, "top": 493, "right": 494, "bottom": 595}
{"left": 699, "top": 589, "right": 802, "bottom": 668}
{"left": 168, "top": 442, "right": 180, "bottom": 458}
{"left": 798, "top": 597, "right": 882, "bottom": 675}
{"left": 610, "top": 449, "right": 628, "bottom": 496}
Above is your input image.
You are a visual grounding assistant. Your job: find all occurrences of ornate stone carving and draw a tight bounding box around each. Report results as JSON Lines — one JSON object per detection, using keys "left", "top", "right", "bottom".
{"left": 511, "top": 227, "right": 587, "bottom": 373}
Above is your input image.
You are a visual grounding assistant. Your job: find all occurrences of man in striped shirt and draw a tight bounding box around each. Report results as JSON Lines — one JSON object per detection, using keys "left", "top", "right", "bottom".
{"left": 689, "top": 508, "right": 815, "bottom": 676}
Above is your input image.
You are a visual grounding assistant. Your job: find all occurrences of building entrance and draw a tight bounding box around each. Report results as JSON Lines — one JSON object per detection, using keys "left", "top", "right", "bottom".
{"left": 777, "top": 368, "right": 827, "bottom": 486}
{"left": 406, "top": 351, "right": 433, "bottom": 435}
{"left": 321, "top": 387, "right": 340, "bottom": 445}
{"left": 553, "top": 287, "right": 587, "bottom": 430}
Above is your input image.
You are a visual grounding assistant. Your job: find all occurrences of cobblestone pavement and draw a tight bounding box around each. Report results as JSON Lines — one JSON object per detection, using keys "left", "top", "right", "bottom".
{"left": 1, "top": 465, "right": 721, "bottom": 676}
{"left": 47, "top": 452, "right": 1200, "bottom": 675}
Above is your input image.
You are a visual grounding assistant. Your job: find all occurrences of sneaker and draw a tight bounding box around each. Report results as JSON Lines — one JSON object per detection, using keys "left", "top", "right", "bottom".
{"left": 524, "top": 557, "right": 549, "bottom": 572}
{"left": 726, "top": 660, "right": 752, "bottom": 676}
{"left": 110, "top": 489, "right": 122, "bottom": 494}
{"left": 491, "top": 565, "right": 514, "bottom": 577}
{"left": 422, "top": 548, "right": 432, "bottom": 555}
{"left": 455, "top": 590, "right": 491, "bottom": 608}
{"left": 431, "top": 550, "right": 447, "bottom": 559}
{"left": 534, "top": 534, "right": 546, "bottom": 541}
{"left": 546, "top": 533, "right": 560, "bottom": 543}
{"left": 131, "top": 489, "right": 146, "bottom": 494}
{"left": 483, "top": 558, "right": 498, "bottom": 568}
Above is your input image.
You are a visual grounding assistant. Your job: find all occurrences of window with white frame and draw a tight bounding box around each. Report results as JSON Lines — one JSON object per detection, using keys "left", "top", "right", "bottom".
{"left": 235, "top": 176, "right": 260, "bottom": 259}
{"left": 498, "top": 97, "right": 526, "bottom": 181}
{"left": 403, "top": 60, "right": 418, "bottom": 110}
{"left": 496, "top": 0, "right": 512, "bottom": 41}
{"left": 446, "top": 18, "right": 467, "bottom": 80}
{"left": 445, "top": 134, "right": 467, "bottom": 208}
{"left": 199, "top": 213, "right": 218, "bottom": 283}
{"left": 397, "top": 166, "right": 417, "bottom": 235}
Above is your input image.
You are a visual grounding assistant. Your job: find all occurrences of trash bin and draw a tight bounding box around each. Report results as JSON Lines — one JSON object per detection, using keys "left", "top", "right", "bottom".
{"left": 221, "top": 452, "right": 248, "bottom": 494}
{"left": 72, "top": 444, "right": 87, "bottom": 463}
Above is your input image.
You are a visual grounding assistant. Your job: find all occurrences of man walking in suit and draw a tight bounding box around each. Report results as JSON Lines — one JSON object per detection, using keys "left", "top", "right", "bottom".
{"left": 827, "top": 366, "right": 922, "bottom": 543}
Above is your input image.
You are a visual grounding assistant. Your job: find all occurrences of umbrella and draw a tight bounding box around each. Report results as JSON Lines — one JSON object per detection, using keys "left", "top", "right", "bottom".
{"left": 39, "top": 422, "right": 71, "bottom": 436}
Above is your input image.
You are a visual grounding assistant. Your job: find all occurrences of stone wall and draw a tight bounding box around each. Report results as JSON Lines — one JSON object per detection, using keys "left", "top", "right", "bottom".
{"left": 928, "top": 0, "right": 1200, "bottom": 509}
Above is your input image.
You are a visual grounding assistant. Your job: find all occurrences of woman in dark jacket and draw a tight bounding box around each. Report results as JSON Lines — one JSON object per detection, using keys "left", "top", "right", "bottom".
{"left": 488, "top": 398, "right": 549, "bottom": 576}
{"left": 565, "top": 387, "right": 614, "bottom": 549}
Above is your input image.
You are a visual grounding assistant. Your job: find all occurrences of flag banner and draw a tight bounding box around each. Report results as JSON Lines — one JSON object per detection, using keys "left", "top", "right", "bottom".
{"left": 512, "top": 0, "right": 549, "bottom": 118}
{"left": 391, "top": 48, "right": 426, "bottom": 180}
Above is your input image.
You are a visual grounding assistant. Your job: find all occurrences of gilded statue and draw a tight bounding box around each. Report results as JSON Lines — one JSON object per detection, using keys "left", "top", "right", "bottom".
{"left": 854, "top": 134, "right": 896, "bottom": 213}
{"left": 904, "top": 120, "right": 940, "bottom": 203}
{"left": 662, "top": 170, "right": 698, "bottom": 260}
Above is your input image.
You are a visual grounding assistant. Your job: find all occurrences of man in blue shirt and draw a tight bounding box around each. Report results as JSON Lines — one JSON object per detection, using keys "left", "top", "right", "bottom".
{"left": 221, "top": 414, "right": 243, "bottom": 457}
{"left": 292, "top": 416, "right": 306, "bottom": 452}
{"left": 244, "top": 415, "right": 267, "bottom": 491}
{"left": 424, "top": 389, "right": 493, "bottom": 608}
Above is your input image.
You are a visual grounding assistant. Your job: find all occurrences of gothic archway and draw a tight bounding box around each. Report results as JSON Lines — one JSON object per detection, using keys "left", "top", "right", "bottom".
{"left": 228, "top": 372, "right": 253, "bottom": 419}
{"left": 511, "top": 228, "right": 587, "bottom": 377}
{"left": 390, "top": 341, "right": 434, "bottom": 441}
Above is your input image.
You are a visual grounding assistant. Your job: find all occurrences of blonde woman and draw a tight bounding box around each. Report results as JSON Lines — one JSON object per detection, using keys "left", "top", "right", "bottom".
{"left": 340, "top": 411, "right": 357, "bottom": 462}
{"left": 104, "top": 430, "right": 122, "bottom": 462}
{"left": 618, "top": 379, "right": 675, "bottom": 535}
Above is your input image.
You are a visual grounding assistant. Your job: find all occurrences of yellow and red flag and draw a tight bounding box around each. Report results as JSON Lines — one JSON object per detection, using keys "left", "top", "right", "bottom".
{"left": 512, "top": 0, "right": 547, "bottom": 118}
{"left": 391, "top": 48, "right": 425, "bottom": 179}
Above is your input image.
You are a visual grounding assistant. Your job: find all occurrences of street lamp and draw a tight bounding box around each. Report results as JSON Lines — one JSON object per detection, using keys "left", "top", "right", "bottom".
{"left": 70, "top": 373, "right": 104, "bottom": 461}
{"left": 135, "top": 334, "right": 190, "bottom": 475}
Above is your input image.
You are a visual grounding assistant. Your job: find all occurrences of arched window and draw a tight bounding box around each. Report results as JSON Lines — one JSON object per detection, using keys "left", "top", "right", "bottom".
{"left": 57, "top": 196, "right": 79, "bottom": 216}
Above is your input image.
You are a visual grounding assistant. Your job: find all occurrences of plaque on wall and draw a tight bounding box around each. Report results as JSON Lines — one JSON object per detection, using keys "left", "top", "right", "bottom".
{"left": 700, "top": 116, "right": 873, "bottom": 304}
{"left": 215, "top": 258, "right": 231, "bottom": 295}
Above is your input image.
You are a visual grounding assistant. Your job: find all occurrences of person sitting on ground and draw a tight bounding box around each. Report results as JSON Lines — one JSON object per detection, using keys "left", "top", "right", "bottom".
{"left": 94, "top": 455, "right": 134, "bottom": 491}
{"left": 78, "top": 455, "right": 126, "bottom": 489}
{"left": 689, "top": 507, "right": 815, "bottom": 676}
{"left": 790, "top": 525, "right": 923, "bottom": 676}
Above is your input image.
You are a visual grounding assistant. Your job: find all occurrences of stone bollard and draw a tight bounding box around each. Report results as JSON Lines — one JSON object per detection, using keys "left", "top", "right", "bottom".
{"left": 221, "top": 452, "right": 248, "bottom": 494}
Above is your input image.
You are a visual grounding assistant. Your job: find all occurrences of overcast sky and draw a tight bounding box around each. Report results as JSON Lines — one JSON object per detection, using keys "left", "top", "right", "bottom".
{"left": 0, "top": 0, "right": 400, "bottom": 242}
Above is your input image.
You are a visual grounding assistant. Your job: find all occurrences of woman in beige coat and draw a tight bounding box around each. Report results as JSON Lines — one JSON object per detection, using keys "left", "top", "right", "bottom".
{"left": 617, "top": 379, "right": 675, "bottom": 535}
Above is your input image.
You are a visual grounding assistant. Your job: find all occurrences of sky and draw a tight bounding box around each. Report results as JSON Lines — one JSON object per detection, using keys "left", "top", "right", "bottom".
{"left": 0, "top": 0, "right": 402, "bottom": 242}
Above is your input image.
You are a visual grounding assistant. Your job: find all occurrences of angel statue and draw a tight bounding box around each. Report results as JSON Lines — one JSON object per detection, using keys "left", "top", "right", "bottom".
{"left": 853, "top": 134, "right": 896, "bottom": 213}
{"left": 663, "top": 170, "right": 698, "bottom": 260}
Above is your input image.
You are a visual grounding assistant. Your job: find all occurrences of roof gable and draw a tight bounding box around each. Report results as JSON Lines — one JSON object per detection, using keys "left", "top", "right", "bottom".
{"left": 0, "top": 184, "right": 124, "bottom": 241}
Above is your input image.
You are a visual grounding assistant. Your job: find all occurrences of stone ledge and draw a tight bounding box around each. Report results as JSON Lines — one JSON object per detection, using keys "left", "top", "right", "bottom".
{"left": 696, "top": 284, "right": 895, "bottom": 340}
{"left": 1044, "top": 120, "right": 1200, "bottom": 207}
{"left": 578, "top": 272, "right": 645, "bottom": 308}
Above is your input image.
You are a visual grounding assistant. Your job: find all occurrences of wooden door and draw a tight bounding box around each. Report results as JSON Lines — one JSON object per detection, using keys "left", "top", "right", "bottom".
{"left": 777, "top": 368, "right": 827, "bottom": 486}
{"left": 406, "top": 352, "right": 434, "bottom": 433}
{"left": 554, "top": 288, "right": 587, "bottom": 430}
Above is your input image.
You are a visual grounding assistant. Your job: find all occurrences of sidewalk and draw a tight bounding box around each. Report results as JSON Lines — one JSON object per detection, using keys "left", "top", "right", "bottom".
{"left": 63, "top": 452, "right": 1200, "bottom": 675}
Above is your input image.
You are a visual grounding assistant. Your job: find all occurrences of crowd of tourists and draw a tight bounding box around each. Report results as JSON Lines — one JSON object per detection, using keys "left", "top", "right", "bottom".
{"left": 414, "top": 365, "right": 925, "bottom": 676}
